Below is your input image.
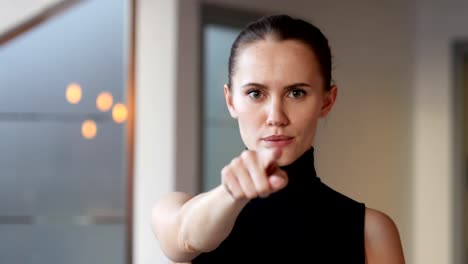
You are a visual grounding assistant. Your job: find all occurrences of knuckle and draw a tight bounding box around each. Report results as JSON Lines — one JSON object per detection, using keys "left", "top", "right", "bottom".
{"left": 221, "top": 167, "right": 233, "bottom": 183}
{"left": 240, "top": 150, "right": 253, "bottom": 160}
{"left": 257, "top": 185, "right": 270, "bottom": 195}
{"left": 231, "top": 157, "right": 241, "bottom": 166}
{"left": 245, "top": 191, "right": 257, "bottom": 199}
{"left": 230, "top": 188, "right": 240, "bottom": 198}
{"left": 221, "top": 166, "right": 229, "bottom": 177}
{"left": 233, "top": 192, "right": 244, "bottom": 200}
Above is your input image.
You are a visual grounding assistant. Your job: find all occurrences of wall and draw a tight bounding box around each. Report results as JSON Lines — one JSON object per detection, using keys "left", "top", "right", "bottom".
{"left": 133, "top": 0, "right": 177, "bottom": 263}
{"left": 413, "top": 0, "right": 468, "bottom": 263}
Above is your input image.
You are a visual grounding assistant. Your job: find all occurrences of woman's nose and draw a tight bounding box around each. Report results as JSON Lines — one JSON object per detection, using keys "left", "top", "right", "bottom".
{"left": 266, "top": 99, "right": 289, "bottom": 127}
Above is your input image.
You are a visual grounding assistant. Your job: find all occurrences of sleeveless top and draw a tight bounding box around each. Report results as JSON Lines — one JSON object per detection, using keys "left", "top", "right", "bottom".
{"left": 192, "top": 147, "right": 366, "bottom": 263}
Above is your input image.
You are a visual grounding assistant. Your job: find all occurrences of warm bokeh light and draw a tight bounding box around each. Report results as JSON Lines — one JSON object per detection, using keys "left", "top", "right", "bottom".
{"left": 66, "top": 83, "right": 82, "bottom": 104}
{"left": 96, "top": 92, "right": 113, "bottom": 112}
{"left": 81, "top": 119, "right": 97, "bottom": 139}
{"left": 112, "top": 103, "right": 128, "bottom": 123}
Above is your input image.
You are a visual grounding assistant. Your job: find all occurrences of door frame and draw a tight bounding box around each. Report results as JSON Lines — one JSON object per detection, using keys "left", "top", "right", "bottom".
{"left": 452, "top": 40, "right": 468, "bottom": 264}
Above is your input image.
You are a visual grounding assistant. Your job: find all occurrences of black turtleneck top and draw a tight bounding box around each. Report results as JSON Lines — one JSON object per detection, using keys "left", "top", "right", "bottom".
{"left": 192, "top": 147, "right": 366, "bottom": 263}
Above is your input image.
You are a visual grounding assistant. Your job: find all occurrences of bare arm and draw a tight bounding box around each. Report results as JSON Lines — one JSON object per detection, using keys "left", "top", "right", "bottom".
{"left": 151, "top": 186, "right": 248, "bottom": 262}
{"left": 151, "top": 149, "right": 288, "bottom": 263}
{"left": 364, "top": 208, "right": 405, "bottom": 264}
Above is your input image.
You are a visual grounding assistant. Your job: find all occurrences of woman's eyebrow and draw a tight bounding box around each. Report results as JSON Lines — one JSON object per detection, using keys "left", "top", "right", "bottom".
{"left": 241, "top": 82, "right": 267, "bottom": 89}
{"left": 241, "top": 82, "right": 311, "bottom": 89}
{"left": 284, "top": 83, "right": 311, "bottom": 89}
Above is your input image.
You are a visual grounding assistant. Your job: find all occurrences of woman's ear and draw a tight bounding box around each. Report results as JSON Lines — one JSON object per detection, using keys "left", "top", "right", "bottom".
{"left": 320, "top": 85, "right": 338, "bottom": 118}
{"left": 224, "top": 84, "right": 238, "bottom": 119}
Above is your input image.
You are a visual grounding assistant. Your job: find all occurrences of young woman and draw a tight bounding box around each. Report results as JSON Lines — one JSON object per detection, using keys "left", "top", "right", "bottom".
{"left": 152, "top": 14, "right": 405, "bottom": 264}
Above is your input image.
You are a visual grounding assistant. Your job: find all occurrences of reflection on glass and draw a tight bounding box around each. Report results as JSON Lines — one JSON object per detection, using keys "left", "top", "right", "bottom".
{"left": 96, "top": 92, "right": 113, "bottom": 112}
{"left": 82, "top": 119, "right": 97, "bottom": 139}
{"left": 66, "top": 83, "right": 82, "bottom": 104}
{"left": 112, "top": 103, "right": 128, "bottom": 123}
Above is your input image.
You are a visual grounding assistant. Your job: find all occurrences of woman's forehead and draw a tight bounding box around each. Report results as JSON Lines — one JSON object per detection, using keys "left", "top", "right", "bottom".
{"left": 233, "top": 40, "right": 323, "bottom": 87}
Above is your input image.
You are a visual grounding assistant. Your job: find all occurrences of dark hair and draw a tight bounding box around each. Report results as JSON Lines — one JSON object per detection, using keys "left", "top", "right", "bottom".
{"left": 228, "top": 14, "right": 333, "bottom": 91}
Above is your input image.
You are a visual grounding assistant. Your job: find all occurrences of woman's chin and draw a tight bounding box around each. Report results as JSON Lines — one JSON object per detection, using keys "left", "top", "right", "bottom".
{"left": 276, "top": 149, "right": 297, "bottom": 166}
{"left": 250, "top": 144, "right": 299, "bottom": 166}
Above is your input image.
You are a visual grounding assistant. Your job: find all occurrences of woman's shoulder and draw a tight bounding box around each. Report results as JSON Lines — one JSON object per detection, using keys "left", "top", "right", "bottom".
{"left": 364, "top": 208, "right": 401, "bottom": 243}
{"left": 364, "top": 207, "right": 405, "bottom": 263}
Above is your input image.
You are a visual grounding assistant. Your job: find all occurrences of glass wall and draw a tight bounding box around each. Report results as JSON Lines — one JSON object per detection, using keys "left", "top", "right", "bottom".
{"left": 201, "top": 23, "right": 244, "bottom": 192}
{"left": 0, "top": 0, "right": 130, "bottom": 263}
{"left": 200, "top": 6, "right": 264, "bottom": 192}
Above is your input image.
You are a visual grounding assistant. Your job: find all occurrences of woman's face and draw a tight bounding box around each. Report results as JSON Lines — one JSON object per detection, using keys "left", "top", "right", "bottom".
{"left": 225, "top": 39, "right": 337, "bottom": 166}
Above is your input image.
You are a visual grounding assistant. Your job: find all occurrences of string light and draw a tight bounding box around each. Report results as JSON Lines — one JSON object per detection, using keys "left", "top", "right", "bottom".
{"left": 112, "top": 103, "right": 128, "bottom": 123}
{"left": 96, "top": 92, "right": 113, "bottom": 112}
{"left": 81, "top": 119, "right": 97, "bottom": 139}
{"left": 66, "top": 83, "right": 127, "bottom": 137}
{"left": 66, "top": 83, "right": 82, "bottom": 104}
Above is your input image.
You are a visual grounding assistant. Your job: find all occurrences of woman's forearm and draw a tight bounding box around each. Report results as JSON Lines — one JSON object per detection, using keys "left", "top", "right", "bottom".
{"left": 154, "top": 149, "right": 284, "bottom": 262}
{"left": 176, "top": 185, "right": 248, "bottom": 254}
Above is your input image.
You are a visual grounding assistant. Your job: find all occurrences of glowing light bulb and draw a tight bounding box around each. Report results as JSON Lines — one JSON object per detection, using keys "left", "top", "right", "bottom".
{"left": 112, "top": 103, "right": 128, "bottom": 123}
{"left": 96, "top": 92, "right": 113, "bottom": 112}
{"left": 81, "top": 119, "right": 97, "bottom": 139}
{"left": 66, "top": 83, "right": 82, "bottom": 104}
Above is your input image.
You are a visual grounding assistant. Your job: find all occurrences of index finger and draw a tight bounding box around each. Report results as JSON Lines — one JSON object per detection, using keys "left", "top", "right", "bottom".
{"left": 259, "top": 148, "right": 282, "bottom": 175}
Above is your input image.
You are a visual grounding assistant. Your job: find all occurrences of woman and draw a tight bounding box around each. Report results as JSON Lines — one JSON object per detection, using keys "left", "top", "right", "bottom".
{"left": 152, "top": 14, "right": 405, "bottom": 263}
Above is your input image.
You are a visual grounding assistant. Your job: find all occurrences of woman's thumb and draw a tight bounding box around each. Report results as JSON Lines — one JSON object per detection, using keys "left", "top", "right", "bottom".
{"left": 268, "top": 169, "right": 288, "bottom": 192}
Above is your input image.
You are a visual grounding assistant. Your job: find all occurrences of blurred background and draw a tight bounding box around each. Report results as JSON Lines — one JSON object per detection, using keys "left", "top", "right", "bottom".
{"left": 0, "top": 0, "right": 467, "bottom": 263}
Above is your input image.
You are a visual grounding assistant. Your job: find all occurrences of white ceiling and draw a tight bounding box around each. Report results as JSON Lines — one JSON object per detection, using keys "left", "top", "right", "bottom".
{"left": 0, "top": 0, "right": 64, "bottom": 36}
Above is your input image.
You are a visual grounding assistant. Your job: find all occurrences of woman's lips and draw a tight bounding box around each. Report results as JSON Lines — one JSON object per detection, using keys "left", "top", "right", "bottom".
{"left": 262, "top": 135, "right": 294, "bottom": 147}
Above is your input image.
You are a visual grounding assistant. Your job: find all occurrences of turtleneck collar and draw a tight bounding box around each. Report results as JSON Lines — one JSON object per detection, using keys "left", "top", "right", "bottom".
{"left": 279, "top": 146, "right": 319, "bottom": 187}
{"left": 243, "top": 146, "right": 320, "bottom": 186}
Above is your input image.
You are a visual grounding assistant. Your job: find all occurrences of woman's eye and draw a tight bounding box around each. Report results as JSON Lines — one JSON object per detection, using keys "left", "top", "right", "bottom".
{"left": 247, "top": 90, "right": 263, "bottom": 99}
{"left": 288, "top": 89, "right": 306, "bottom": 98}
